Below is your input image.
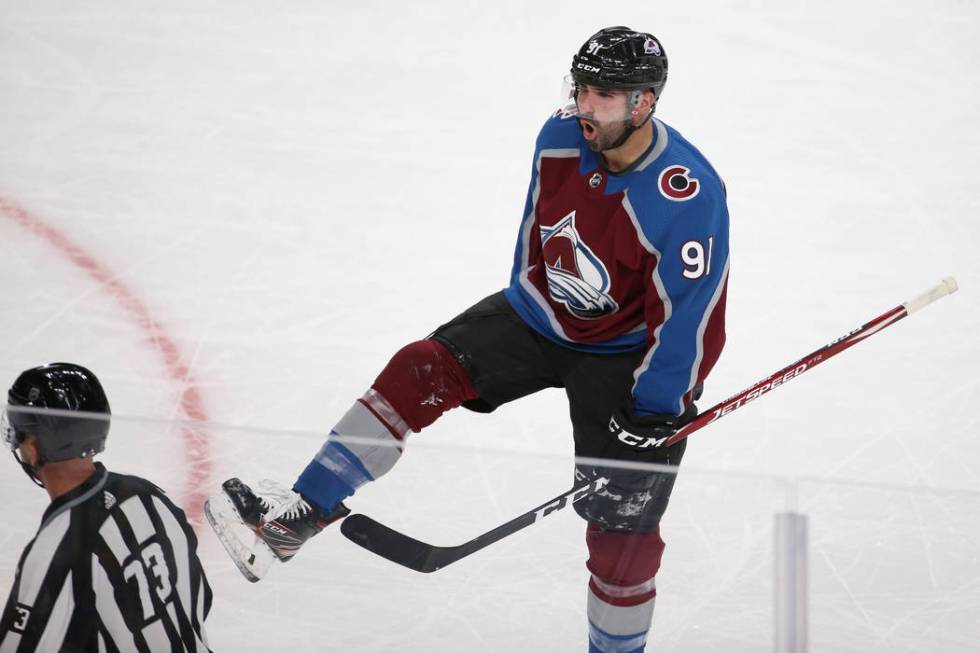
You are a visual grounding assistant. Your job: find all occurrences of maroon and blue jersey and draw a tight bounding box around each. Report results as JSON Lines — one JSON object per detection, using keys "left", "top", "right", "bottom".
{"left": 503, "top": 113, "right": 730, "bottom": 417}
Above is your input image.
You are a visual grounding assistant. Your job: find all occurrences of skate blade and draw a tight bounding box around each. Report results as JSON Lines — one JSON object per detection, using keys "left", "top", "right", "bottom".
{"left": 204, "top": 492, "right": 276, "bottom": 583}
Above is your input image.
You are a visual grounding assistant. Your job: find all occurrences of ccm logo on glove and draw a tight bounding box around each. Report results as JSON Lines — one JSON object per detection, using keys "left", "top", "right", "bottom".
{"left": 608, "top": 416, "right": 671, "bottom": 449}
{"left": 607, "top": 401, "right": 697, "bottom": 451}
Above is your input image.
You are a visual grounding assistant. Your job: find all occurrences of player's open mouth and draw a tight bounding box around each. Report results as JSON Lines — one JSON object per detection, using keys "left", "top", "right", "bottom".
{"left": 581, "top": 120, "right": 596, "bottom": 140}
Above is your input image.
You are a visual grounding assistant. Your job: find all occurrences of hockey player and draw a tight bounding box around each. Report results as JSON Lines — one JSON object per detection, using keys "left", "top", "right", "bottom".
{"left": 0, "top": 363, "right": 213, "bottom": 652}
{"left": 208, "top": 26, "right": 729, "bottom": 652}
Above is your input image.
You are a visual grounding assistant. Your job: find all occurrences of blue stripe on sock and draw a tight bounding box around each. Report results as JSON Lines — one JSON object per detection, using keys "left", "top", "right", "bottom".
{"left": 588, "top": 643, "right": 645, "bottom": 653}
{"left": 588, "top": 622, "right": 648, "bottom": 653}
{"left": 293, "top": 435, "right": 375, "bottom": 512}
{"left": 315, "top": 437, "right": 375, "bottom": 487}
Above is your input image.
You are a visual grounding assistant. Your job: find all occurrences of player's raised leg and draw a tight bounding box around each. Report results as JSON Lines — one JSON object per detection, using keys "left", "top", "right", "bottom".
{"left": 206, "top": 339, "right": 478, "bottom": 580}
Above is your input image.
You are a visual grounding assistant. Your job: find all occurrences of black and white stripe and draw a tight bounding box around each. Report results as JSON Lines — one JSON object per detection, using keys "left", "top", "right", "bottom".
{"left": 1, "top": 464, "right": 212, "bottom": 652}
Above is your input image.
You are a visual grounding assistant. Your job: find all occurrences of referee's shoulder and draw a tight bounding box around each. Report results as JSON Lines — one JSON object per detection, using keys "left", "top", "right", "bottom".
{"left": 103, "top": 469, "right": 191, "bottom": 525}
{"left": 103, "top": 468, "right": 167, "bottom": 499}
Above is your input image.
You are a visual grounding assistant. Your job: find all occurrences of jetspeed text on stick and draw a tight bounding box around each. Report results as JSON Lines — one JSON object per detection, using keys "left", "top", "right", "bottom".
{"left": 709, "top": 363, "right": 809, "bottom": 422}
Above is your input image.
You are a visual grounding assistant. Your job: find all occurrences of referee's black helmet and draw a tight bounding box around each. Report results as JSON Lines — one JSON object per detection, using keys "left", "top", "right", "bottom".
{"left": 3, "top": 362, "right": 111, "bottom": 462}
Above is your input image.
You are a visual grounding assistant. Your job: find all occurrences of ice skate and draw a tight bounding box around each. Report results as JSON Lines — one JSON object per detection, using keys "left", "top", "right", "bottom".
{"left": 204, "top": 477, "right": 349, "bottom": 582}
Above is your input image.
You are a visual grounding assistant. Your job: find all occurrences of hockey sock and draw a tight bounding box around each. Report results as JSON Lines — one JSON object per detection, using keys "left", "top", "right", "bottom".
{"left": 294, "top": 340, "right": 477, "bottom": 513}
{"left": 585, "top": 523, "right": 665, "bottom": 653}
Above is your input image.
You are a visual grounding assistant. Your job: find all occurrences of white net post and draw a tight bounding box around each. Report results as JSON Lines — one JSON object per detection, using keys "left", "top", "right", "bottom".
{"left": 774, "top": 511, "right": 808, "bottom": 653}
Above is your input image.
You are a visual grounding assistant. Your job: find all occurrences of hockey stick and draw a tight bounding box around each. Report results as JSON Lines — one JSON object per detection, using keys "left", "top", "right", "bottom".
{"left": 341, "top": 476, "right": 610, "bottom": 573}
{"left": 661, "top": 276, "right": 957, "bottom": 447}
{"left": 341, "top": 278, "right": 958, "bottom": 573}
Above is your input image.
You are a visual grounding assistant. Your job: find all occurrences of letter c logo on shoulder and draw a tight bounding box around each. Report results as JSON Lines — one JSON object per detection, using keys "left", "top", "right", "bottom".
{"left": 658, "top": 165, "right": 700, "bottom": 201}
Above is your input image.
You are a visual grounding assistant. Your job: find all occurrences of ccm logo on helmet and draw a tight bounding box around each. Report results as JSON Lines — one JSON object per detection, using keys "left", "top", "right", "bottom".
{"left": 658, "top": 165, "right": 700, "bottom": 201}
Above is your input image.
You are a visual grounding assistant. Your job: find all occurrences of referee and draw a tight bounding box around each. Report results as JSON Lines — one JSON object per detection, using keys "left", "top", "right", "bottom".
{"left": 0, "top": 363, "right": 212, "bottom": 652}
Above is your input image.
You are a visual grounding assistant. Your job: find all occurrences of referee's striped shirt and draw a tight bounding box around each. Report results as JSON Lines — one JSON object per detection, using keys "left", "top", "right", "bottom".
{"left": 1, "top": 463, "right": 212, "bottom": 652}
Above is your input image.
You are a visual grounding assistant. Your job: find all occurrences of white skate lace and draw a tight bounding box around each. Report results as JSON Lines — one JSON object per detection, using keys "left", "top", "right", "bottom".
{"left": 256, "top": 479, "right": 312, "bottom": 522}
{"left": 270, "top": 494, "right": 312, "bottom": 522}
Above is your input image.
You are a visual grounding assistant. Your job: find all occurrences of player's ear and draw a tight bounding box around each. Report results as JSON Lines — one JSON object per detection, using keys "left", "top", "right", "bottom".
{"left": 18, "top": 434, "right": 39, "bottom": 466}
{"left": 644, "top": 89, "right": 657, "bottom": 111}
{"left": 632, "top": 90, "right": 656, "bottom": 122}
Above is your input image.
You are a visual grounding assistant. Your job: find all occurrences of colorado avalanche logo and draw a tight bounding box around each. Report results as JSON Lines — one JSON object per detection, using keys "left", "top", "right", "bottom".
{"left": 540, "top": 211, "right": 618, "bottom": 319}
{"left": 658, "top": 165, "right": 700, "bottom": 201}
{"left": 644, "top": 38, "right": 661, "bottom": 56}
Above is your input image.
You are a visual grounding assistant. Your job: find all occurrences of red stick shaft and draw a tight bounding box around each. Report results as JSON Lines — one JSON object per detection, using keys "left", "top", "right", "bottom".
{"left": 665, "top": 277, "right": 957, "bottom": 447}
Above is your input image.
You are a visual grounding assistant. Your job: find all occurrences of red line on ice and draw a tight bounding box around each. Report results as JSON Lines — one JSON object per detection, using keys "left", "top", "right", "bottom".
{"left": 0, "top": 196, "right": 211, "bottom": 527}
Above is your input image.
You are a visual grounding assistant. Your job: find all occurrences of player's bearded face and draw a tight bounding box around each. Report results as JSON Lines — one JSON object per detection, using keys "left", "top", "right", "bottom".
{"left": 578, "top": 116, "right": 630, "bottom": 152}
{"left": 574, "top": 86, "right": 632, "bottom": 152}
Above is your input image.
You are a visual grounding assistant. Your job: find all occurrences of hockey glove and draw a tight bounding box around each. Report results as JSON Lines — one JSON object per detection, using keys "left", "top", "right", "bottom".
{"left": 606, "top": 402, "right": 697, "bottom": 460}
{"left": 575, "top": 403, "right": 696, "bottom": 531}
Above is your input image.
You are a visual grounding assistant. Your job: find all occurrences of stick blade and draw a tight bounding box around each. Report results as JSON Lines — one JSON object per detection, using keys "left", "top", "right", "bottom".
{"left": 341, "top": 514, "right": 447, "bottom": 573}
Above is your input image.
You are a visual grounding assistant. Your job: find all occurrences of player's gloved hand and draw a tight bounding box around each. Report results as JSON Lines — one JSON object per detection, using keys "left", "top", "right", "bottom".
{"left": 605, "top": 402, "right": 697, "bottom": 461}
{"left": 575, "top": 402, "right": 697, "bottom": 531}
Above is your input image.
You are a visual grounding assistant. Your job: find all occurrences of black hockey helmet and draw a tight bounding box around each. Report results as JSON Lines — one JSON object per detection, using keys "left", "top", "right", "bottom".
{"left": 570, "top": 26, "right": 668, "bottom": 98}
{"left": 3, "top": 362, "right": 111, "bottom": 463}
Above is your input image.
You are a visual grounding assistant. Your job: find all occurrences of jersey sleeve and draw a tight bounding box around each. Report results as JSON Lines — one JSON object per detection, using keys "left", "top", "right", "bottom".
{"left": 508, "top": 144, "right": 542, "bottom": 287}
{"left": 632, "top": 188, "right": 730, "bottom": 417}
{"left": 0, "top": 512, "right": 84, "bottom": 653}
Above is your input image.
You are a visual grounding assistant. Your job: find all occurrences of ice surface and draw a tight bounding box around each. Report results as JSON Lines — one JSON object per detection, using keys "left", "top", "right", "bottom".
{"left": 1, "top": 1, "right": 978, "bottom": 650}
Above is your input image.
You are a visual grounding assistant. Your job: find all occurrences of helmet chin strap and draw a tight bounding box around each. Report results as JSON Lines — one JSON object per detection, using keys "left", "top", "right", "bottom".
{"left": 12, "top": 450, "right": 45, "bottom": 488}
{"left": 603, "top": 90, "right": 655, "bottom": 153}
{"left": 603, "top": 109, "right": 652, "bottom": 152}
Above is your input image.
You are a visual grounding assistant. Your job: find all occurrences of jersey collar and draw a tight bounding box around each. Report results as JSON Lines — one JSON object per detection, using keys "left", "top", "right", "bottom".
{"left": 40, "top": 462, "right": 109, "bottom": 530}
